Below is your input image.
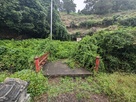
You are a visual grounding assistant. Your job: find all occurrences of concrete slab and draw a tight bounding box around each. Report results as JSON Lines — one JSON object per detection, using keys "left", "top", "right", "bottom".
{"left": 42, "top": 60, "right": 91, "bottom": 77}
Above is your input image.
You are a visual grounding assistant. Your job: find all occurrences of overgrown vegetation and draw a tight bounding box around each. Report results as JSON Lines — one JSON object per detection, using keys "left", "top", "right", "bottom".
{"left": 0, "top": 27, "right": 135, "bottom": 73}
{"left": 72, "top": 27, "right": 136, "bottom": 73}
{"left": 119, "top": 17, "right": 136, "bottom": 27}
{"left": 79, "top": 18, "right": 115, "bottom": 28}
{"left": 95, "top": 73, "right": 136, "bottom": 102}
{"left": 61, "top": 10, "right": 136, "bottom": 37}
{"left": 1, "top": 71, "right": 136, "bottom": 101}
{"left": 0, "top": 39, "right": 76, "bottom": 72}
{"left": 0, "top": 70, "right": 48, "bottom": 97}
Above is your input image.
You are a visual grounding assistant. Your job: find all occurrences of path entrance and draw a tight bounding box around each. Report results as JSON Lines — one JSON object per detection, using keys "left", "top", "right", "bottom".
{"left": 42, "top": 60, "right": 91, "bottom": 77}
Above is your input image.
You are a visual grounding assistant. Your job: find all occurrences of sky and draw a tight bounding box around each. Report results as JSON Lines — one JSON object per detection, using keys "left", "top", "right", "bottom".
{"left": 74, "top": 0, "right": 85, "bottom": 12}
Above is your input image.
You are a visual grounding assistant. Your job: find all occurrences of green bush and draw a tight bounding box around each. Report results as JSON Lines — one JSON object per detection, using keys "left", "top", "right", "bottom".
{"left": 79, "top": 18, "right": 115, "bottom": 28}
{"left": 0, "top": 39, "right": 77, "bottom": 71}
{"left": 71, "top": 36, "right": 105, "bottom": 71}
{"left": 72, "top": 28, "right": 136, "bottom": 73}
{"left": 119, "top": 17, "right": 136, "bottom": 27}
{"left": 0, "top": 39, "right": 42, "bottom": 71}
{"left": 79, "top": 20, "right": 101, "bottom": 28}
{"left": 10, "top": 70, "right": 48, "bottom": 97}
{"left": 0, "top": 70, "right": 48, "bottom": 97}
{"left": 44, "top": 40, "right": 77, "bottom": 60}
{"left": 97, "top": 30, "right": 135, "bottom": 72}
{"left": 0, "top": 46, "right": 31, "bottom": 71}
{"left": 102, "top": 18, "right": 114, "bottom": 26}
{"left": 0, "top": 71, "right": 10, "bottom": 82}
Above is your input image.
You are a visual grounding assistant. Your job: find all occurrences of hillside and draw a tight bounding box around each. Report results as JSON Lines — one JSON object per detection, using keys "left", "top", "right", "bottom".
{"left": 60, "top": 10, "right": 136, "bottom": 35}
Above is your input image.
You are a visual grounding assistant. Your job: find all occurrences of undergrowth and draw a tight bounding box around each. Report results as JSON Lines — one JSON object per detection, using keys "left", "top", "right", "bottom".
{"left": 0, "top": 27, "right": 135, "bottom": 73}
{"left": 72, "top": 27, "right": 136, "bottom": 73}
{"left": 45, "top": 73, "right": 136, "bottom": 102}
{"left": 0, "top": 70, "right": 48, "bottom": 98}
{"left": 0, "top": 39, "right": 76, "bottom": 72}
{"left": 0, "top": 69, "right": 135, "bottom": 101}
{"left": 95, "top": 73, "right": 136, "bottom": 102}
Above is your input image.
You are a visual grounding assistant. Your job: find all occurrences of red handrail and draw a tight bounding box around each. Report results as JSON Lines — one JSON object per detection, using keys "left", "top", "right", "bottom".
{"left": 34, "top": 52, "right": 49, "bottom": 72}
{"left": 94, "top": 56, "right": 100, "bottom": 72}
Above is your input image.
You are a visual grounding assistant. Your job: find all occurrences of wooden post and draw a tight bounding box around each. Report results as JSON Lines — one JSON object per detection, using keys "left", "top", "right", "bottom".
{"left": 34, "top": 52, "right": 49, "bottom": 73}
{"left": 34, "top": 57, "right": 40, "bottom": 73}
{"left": 94, "top": 56, "right": 100, "bottom": 72}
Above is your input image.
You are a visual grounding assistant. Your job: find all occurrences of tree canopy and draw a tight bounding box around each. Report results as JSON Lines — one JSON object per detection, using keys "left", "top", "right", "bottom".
{"left": 55, "top": 0, "right": 76, "bottom": 14}
{"left": 0, "top": 0, "right": 68, "bottom": 40}
{"left": 82, "top": 0, "right": 136, "bottom": 15}
{"left": 62, "top": 0, "right": 76, "bottom": 14}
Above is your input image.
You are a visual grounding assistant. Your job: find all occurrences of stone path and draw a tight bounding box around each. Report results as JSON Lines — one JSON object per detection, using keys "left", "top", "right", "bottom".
{"left": 42, "top": 60, "right": 91, "bottom": 77}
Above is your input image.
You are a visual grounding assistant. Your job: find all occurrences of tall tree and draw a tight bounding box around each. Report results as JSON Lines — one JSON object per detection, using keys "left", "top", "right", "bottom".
{"left": 54, "top": 0, "right": 63, "bottom": 11}
{"left": 0, "top": 0, "right": 68, "bottom": 40}
{"left": 94, "top": 0, "right": 113, "bottom": 14}
{"left": 112, "top": 0, "right": 136, "bottom": 12}
{"left": 82, "top": 0, "right": 112, "bottom": 14}
{"left": 82, "top": 0, "right": 136, "bottom": 15}
{"left": 62, "top": 0, "right": 76, "bottom": 14}
{"left": 82, "top": 0, "right": 99, "bottom": 14}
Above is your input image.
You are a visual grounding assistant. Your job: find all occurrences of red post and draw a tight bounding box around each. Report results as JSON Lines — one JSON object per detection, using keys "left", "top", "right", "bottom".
{"left": 94, "top": 56, "right": 100, "bottom": 72}
{"left": 34, "top": 57, "right": 40, "bottom": 73}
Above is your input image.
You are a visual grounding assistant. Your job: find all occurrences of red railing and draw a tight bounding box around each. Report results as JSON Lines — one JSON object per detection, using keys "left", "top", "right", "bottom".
{"left": 34, "top": 53, "right": 99, "bottom": 73}
{"left": 94, "top": 56, "right": 100, "bottom": 72}
{"left": 34, "top": 52, "right": 49, "bottom": 72}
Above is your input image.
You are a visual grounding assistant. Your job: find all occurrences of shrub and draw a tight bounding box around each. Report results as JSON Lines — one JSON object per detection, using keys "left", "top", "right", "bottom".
{"left": 0, "top": 46, "right": 31, "bottom": 71}
{"left": 97, "top": 30, "right": 135, "bottom": 72}
{"left": 0, "top": 70, "right": 48, "bottom": 98}
{"left": 0, "top": 71, "right": 10, "bottom": 82}
{"left": 71, "top": 36, "right": 105, "bottom": 71}
{"left": 79, "top": 18, "right": 115, "bottom": 28}
{"left": 0, "top": 39, "right": 40, "bottom": 71}
{"left": 119, "top": 17, "right": 136, "bottom": 27}
{"left": 102, "top": 18, "right": 114, "bottom": 26}
{"left": 0, "top": 39, "right": 77, "bottom": 71}
{"left": 79, "top": 20, "right": 101, "bottom": 28}
{"left": 72, "top": 28, "right": 136, "bottom": 73}
{"left": 10, "top": 70, "right": 48, "bottom": 97}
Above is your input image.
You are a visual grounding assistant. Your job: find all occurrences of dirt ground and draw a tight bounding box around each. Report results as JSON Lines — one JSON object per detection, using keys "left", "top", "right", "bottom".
{"left": 34, "top": 92, "right": 109, "bottom": 102}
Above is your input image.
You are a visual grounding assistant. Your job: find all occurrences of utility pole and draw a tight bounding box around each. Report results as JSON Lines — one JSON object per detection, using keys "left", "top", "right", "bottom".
{"left": 50, "top": 0, "right": 53, "bottom": 40}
